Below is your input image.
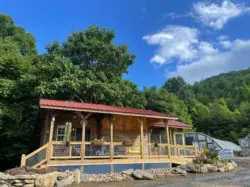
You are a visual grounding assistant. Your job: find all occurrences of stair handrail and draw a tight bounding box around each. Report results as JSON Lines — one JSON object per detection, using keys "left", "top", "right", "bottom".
{"left": 20, "top": 143, "right": 48, "bottom": 167}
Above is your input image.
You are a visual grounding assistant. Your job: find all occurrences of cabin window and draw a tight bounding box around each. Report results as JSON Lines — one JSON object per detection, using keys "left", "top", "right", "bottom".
{"left": 151, "top": 128, "right": 167, "bottom": 143}
{"left": 56, "top": 125, "right": 65, "bottom": 141}
{"left": 175, "top": 134, "right": 183, "bottom": 145}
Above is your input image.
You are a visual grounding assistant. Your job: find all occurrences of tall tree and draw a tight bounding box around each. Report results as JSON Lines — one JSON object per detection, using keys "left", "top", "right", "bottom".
{"left": 0, "top": 37, "right": 34, "bottom": 169}
{"left": 33, "top": 26, "right": 145, "bottom": 107}
{"left": 163, "top": 77, "right": 195, "bottom": 110}
{"left": 47, "top": 26, "right": 134, "bottom": 79}
{"left": 0, "top": 14, "right": 37, "bottom": 55}
{"left": 144, "top": 87, "right": 192, "bottom": 124}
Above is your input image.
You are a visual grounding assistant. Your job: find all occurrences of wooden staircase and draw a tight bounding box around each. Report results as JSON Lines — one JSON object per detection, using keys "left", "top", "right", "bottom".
{"left": 20, "top": 143, "right": 48, "bottom": 168}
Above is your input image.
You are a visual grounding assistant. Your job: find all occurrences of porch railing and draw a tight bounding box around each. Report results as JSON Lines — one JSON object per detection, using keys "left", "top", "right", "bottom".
{"left": 49, "top": 141, "right": 197, "bottom": 160}
{"left": 170, "top": 145, "right": 197, "bottom": 157}
{"left": 20, "top": 141, "right": 197, "bottom": 168}
{"left": 85, "top": 142, "right": 110, "bottom": 158}
{"left": 147, "top": 143, "right": 169, "bottom": 157}
{"left": 51, "top": 141, "right": 81, "bottom": 159}
{"left": 114, "top": 142, "right": 141, "bottom": 158}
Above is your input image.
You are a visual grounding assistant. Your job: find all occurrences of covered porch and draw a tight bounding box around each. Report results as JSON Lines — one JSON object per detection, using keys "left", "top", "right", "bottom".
{"left": 21, "top": 99, "right": 196, "bottom": 172}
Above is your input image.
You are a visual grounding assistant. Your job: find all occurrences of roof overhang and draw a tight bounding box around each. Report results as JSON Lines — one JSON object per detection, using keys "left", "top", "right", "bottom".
{"left": 152, "top": 121, "right": 191, "bottom": 129}
{"left": 40, "top": 105, "right": 178, "bottom": 120}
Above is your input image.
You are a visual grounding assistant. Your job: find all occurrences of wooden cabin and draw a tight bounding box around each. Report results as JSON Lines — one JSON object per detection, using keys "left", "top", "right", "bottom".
{"left": 20, "top": 99, "right": 196, "bottom": 173}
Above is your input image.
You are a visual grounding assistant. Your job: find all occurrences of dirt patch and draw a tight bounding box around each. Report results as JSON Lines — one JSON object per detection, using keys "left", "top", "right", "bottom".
{"left": 5, "top": 166, "right": 58, "bottom": 175}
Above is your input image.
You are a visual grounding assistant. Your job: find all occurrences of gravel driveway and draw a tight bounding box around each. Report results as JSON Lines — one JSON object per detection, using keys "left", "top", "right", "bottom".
{"left": 72, "top": 158, "right": 250, "bottom": 187}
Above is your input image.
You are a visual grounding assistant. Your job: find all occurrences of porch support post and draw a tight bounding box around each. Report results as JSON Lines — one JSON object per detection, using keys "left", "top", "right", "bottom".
{"left": 42, "top": 115, "right": 49, "bottom": 145}
{"left": 47, "top": 116, "right": 55, "bottom": 161}
{"left": 165, "top": 120, "right": 171, "bottom": 159}
{"left": 137, "top": 117, "right": 144, "bottom": 159}
{"left": 173, "top": 129, "right": 177, "bottom": 157}
{"left": 81, "top": 119, "right": 87, "bottom": 161}
{"left": 76, "top": 112, "right": 92, "bottom": 161}
{"left": 108, "top": 115, "right": 114, "bottom": 161}
{"left": 182, "top": 129, "right": 186, "bottom": 145}
{"left": 148, "top": 129, "right": 151, "bottom": 156}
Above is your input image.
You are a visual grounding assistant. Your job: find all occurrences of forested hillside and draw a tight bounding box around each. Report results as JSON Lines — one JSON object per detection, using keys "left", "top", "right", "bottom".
{"left": 190, "top": 68, "right": 250, "bottom": 143}
{"left": 193, "top": 68, "right": 250, "bottom": 108}
{"left": 1, "top": 14, "right": 250, "bottom": 169}
{"left": 164, "top": 74, "right": 250, "bottom": 144}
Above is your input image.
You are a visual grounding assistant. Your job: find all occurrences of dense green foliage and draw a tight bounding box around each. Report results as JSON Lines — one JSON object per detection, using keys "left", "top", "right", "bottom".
{"left": 144, "top": 86, "right": 192, "bottom": 124}
{"left": 193, "top": 148, "right": 219, "bottom": 164}
{"left": 1, "top": 14, "right": 250, "bottom": 169}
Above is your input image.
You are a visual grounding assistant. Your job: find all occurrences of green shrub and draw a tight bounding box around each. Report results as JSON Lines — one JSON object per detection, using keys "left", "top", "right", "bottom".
{"left": 193, "top": 148, "right": 219, "bottom": 164}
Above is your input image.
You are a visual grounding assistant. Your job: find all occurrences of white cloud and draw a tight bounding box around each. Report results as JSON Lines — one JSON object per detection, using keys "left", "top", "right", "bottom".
{"left": 143, "top": 25, "right": 250, "bottom": 84}
{"left": 143, "top": 26, "right": 199, "bottom": 64}
{"left": 164, "top": 12, "right": 193, "bottom": 19}
{"left": 150, "top": 55, "right": 166, "bottom": 64}
{"left": 169, "top": 39, "right": 250, "bottom": 83}
{"left": 217, "top": 35, "right": 233, "bottom": 48}
{"left": 198, "top": 41, "right": 218, "bottom": 55}
{"left": 193, "top": 0, "right": 250, "bottom": 30}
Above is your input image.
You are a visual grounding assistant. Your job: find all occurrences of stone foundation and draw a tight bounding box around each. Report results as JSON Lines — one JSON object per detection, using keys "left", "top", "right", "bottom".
{"left": 0, "top": 170, "right": 81, "bottom": 187}
{"left": 0, "top": 160, "right": 238, "bottom": 186}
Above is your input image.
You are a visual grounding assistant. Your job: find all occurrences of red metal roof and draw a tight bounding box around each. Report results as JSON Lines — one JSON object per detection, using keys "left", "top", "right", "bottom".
{"left": 168, "top": 120, "right": 190, "bottom": 128}
{"left": 153, "top": 120, "right": 190, "bottom": 128}
{"left": 39, "top": 99, "right": 177, "bottom": 119}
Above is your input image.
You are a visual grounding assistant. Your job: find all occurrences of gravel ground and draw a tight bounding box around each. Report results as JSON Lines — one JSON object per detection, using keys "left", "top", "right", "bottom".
{"left": 71, "top": 158, "right": 250, "bottom": 187}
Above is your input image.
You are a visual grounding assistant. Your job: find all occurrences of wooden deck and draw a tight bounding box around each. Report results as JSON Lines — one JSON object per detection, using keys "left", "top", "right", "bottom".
{"left": 47, "top": 157, "right": 193, "bottom": 167}
{"left": 21, "top": 141, "right": 196, "bottom": 168}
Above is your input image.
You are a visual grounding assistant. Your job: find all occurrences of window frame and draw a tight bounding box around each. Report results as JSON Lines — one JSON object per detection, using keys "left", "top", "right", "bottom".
{"left": 174, "top": 132, "right": 184, "bottom": 145}
{"left": 56, "top": 125, "right": 66, "bottom": 141}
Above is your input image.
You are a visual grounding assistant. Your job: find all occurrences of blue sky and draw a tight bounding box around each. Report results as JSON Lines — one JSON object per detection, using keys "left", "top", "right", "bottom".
{"left": 1, "top": 0, "right": 250, "bottom": 88}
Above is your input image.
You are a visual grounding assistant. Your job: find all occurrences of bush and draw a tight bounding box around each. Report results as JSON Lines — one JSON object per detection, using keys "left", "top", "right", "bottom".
{"left": 193, "top": 148, "right": 219, "bottom": 164}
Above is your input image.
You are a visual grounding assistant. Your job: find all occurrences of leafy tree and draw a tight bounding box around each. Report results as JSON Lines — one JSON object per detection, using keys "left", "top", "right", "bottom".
{"left": 192, "top": 98, "right": 242, "bottom": 142}
{"left": 163, "top": 77, "right": 195, "bottom": 110}
{"left": 0, "top": 37, "right": 34, "bottom": 169}
{"left": 191, "top": 99, "right": 211, "bottom": 132}
{"left": 27, "top": 57, "right": 146, "bottom": 108}
{"left": 144, "top": 87, "right": 192, "bottom": 124}
{"left": 190, "top": 69, "right": 250, "bottom": 142}
{"left": 0, "top": 14, "right": 15, "bottom": 38}
{"left": 47, "top": 26, "right": 134, "bottom": 79}
{"left": 0, "top": 14, "right": 37, "bottom": 55}
{"left": 31, "top": 26, "right": 145, "bottom": 108}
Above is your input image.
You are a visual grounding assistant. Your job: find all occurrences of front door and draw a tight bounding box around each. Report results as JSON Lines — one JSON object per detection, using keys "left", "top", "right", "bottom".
{"left": 76, "top": 128, "right": 91, "bottom": 141}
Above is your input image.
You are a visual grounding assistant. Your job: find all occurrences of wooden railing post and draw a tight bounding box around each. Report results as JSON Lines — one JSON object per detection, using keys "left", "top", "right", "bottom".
{"left": 165, "top": 120, "right": 171, "bottom": 159}
{"left": 47, "top": 116, "right": 55, "bottom": 162}
{"left": 20, "top": 154, "right": 26, "bottom": 167}
{"left": 69, "top": 145, "right": 72, "bottom": 157}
